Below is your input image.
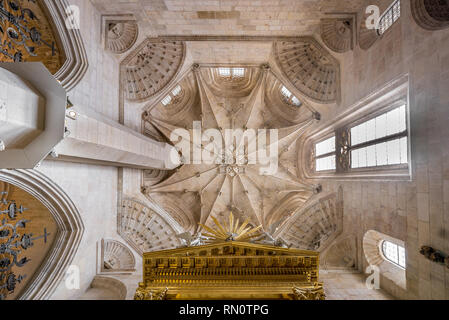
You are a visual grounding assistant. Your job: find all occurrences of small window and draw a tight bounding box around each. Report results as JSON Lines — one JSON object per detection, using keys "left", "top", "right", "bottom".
{"left": 378, "top": 0, "right": 401, "bottom": 35}
{"left": 350, "top": 105, "right": 407, "bottom": 169}
{"left": 314, "top": 136, "right": 336, "bottom": 172}
{"left": 161, "top": 95, "right": 172, "bottom": 106}
{"left": 218, "top": 67, "right": 246, "bottom": 78}
{"left": 218, "top": 68, "right": 231, "bottom": 77}
{"left": 232, "top": 68, "right": 245, "bottom": 78}
{"left": 382, "top": 240, "right": 406, "bottom": 269}
{"left": 281, "top": 85, "right": 302, "bottom": 107}
{"left": 172, "top": 85, "right": 182, "bottom": 97}
{"left": 161, "top": 85, "right": 183, "bottom": 106}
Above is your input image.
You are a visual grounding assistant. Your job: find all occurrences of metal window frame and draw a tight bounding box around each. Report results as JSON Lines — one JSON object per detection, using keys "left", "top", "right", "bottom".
{"left": 382, "top": 240, "right": 406, "bottom": 270}
{"left": 378, "top": 0, "right": 401, "bottom": 36}
{"left": 314, "top": 135, "right": 337, "bottom": 172}
{"left": 347, "top": 103, "right": 408, "bottom": 170}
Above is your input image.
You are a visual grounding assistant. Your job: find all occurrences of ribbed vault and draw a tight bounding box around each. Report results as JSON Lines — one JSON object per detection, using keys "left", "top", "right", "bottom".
{"left": 142, "top": 64, "right": 320, "bottom": 237}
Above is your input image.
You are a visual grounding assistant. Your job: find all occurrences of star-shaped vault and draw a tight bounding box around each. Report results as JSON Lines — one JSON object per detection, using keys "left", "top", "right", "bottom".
{"left": 143, "top": 64, "right": 319, "bottom": 234}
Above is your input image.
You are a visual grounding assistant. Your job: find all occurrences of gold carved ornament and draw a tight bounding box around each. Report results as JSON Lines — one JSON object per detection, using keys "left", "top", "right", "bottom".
{"left": 135, "top": 212, "right": 325, "bottom": 300}
{"left": 0, "top": 0, "right": 63, "bottom": 74}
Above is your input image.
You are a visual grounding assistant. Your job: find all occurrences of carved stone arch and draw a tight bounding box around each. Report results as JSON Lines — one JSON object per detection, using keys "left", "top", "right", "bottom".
{"left": 320, "top": 18, "right": 354, "bottom": 53}
{"left": 80, "top": 276, "right": 127, "bottom": 300}
{"left": 101, "top": 239, "right": 135, "bottom": 272}
{"left": 0, "top": 169, "right": 84, "bottom": 300}
{"left": 274, "top": 38, "right": 341, "bottom": 104}
{"left": 122, "top": 39, "right": 186, "bottom": 102}
{"left": 106, "top": 21, "right": 139, "bottom": 54}
{"left": 42, "top": 0, "right": 89, "bottom": 91}
{"left": 0, "top": 0, "right": 89, "bottom": 90}
{"left": 411, "top": 0, "right": 449, "bottom": 30}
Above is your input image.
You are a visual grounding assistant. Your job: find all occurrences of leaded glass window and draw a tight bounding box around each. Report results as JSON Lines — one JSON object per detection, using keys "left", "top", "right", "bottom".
{"left": 378, "top": 0, "right": 401, "bottom": 35}
{"left": 382, "top": 240, "right": 406, "bottom": 269}
{"left": 314, "top": 136, "right": 336, "bottom": 172}
{"left": 350, "top": 105, "right": 407, "bottom": 169}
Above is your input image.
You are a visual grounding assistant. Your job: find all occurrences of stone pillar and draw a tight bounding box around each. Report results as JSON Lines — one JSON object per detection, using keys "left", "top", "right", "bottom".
{"left": 54, "top": 105, "right": 180, "bottom": 170}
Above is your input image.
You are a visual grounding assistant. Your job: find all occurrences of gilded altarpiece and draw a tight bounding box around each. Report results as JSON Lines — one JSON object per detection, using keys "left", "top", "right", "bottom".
{"left": 135, "top": 242, "right": 325, "bottom": 300}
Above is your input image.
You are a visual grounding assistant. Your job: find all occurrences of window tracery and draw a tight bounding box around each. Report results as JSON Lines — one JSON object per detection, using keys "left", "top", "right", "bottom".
{"left": 311, "top": 103, "right": 409, "bottom": 174}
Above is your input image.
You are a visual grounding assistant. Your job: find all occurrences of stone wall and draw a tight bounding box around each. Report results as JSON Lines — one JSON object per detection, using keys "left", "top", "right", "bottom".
{"left": 37, "top": 0, "right": 140, "bottom": 300}
{"left": 308, "top": 0, "right": 449, "bottom": 299}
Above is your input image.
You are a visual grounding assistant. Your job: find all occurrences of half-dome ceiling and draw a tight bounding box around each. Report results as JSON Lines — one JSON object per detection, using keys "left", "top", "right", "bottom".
{"left": 123, "top": 40, "right": 185, "bottom": 102}
{"left": 320, "top": 18, "right": 354, "bottom": 53}
{"left": 106, "top": 21, "right": 139, "bottom": 54}
{"left": 274, "top": 39, "right": 340, "bottom": 104}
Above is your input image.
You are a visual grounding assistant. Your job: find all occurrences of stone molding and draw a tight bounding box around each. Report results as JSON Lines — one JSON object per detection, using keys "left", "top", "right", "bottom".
{"left": 0, "top": 169, "right": 84, "bottom": 300}
{"left": 42, "top": 0, "right": 89, "bottom": 92}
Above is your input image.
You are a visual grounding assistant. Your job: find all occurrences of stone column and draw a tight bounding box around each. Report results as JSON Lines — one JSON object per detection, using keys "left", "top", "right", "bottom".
{"left": 53, "top": 105, "right": 180, "bottom": 170}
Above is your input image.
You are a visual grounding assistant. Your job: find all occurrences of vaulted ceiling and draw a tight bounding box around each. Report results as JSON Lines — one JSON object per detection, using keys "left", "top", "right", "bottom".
{"left": 101, "top": 0, "right": 359, "bottom": 251}
{"left": 90, "top": 0, "right": 365, "bottom": 36}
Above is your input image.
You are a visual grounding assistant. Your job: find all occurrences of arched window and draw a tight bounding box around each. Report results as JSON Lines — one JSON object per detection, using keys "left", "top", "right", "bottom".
{"left": 313, "top": 135, "right": 336, "bottom": 172}
{"left": 378, "top": 0, "right": 401, "bottom": 35}
{"left": 382, "top": 240, "right": 406, "bottom": 269}
{"left": 280, "top": 85, "right": 302, "bottom": 107}
{"left": 161, "top": 85, "right": 183, "bottom": 106}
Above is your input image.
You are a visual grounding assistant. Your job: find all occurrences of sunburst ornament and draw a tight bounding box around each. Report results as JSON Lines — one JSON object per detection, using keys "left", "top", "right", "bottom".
{"left": 198, "top": 212, "right": 263, "bottom": 244}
